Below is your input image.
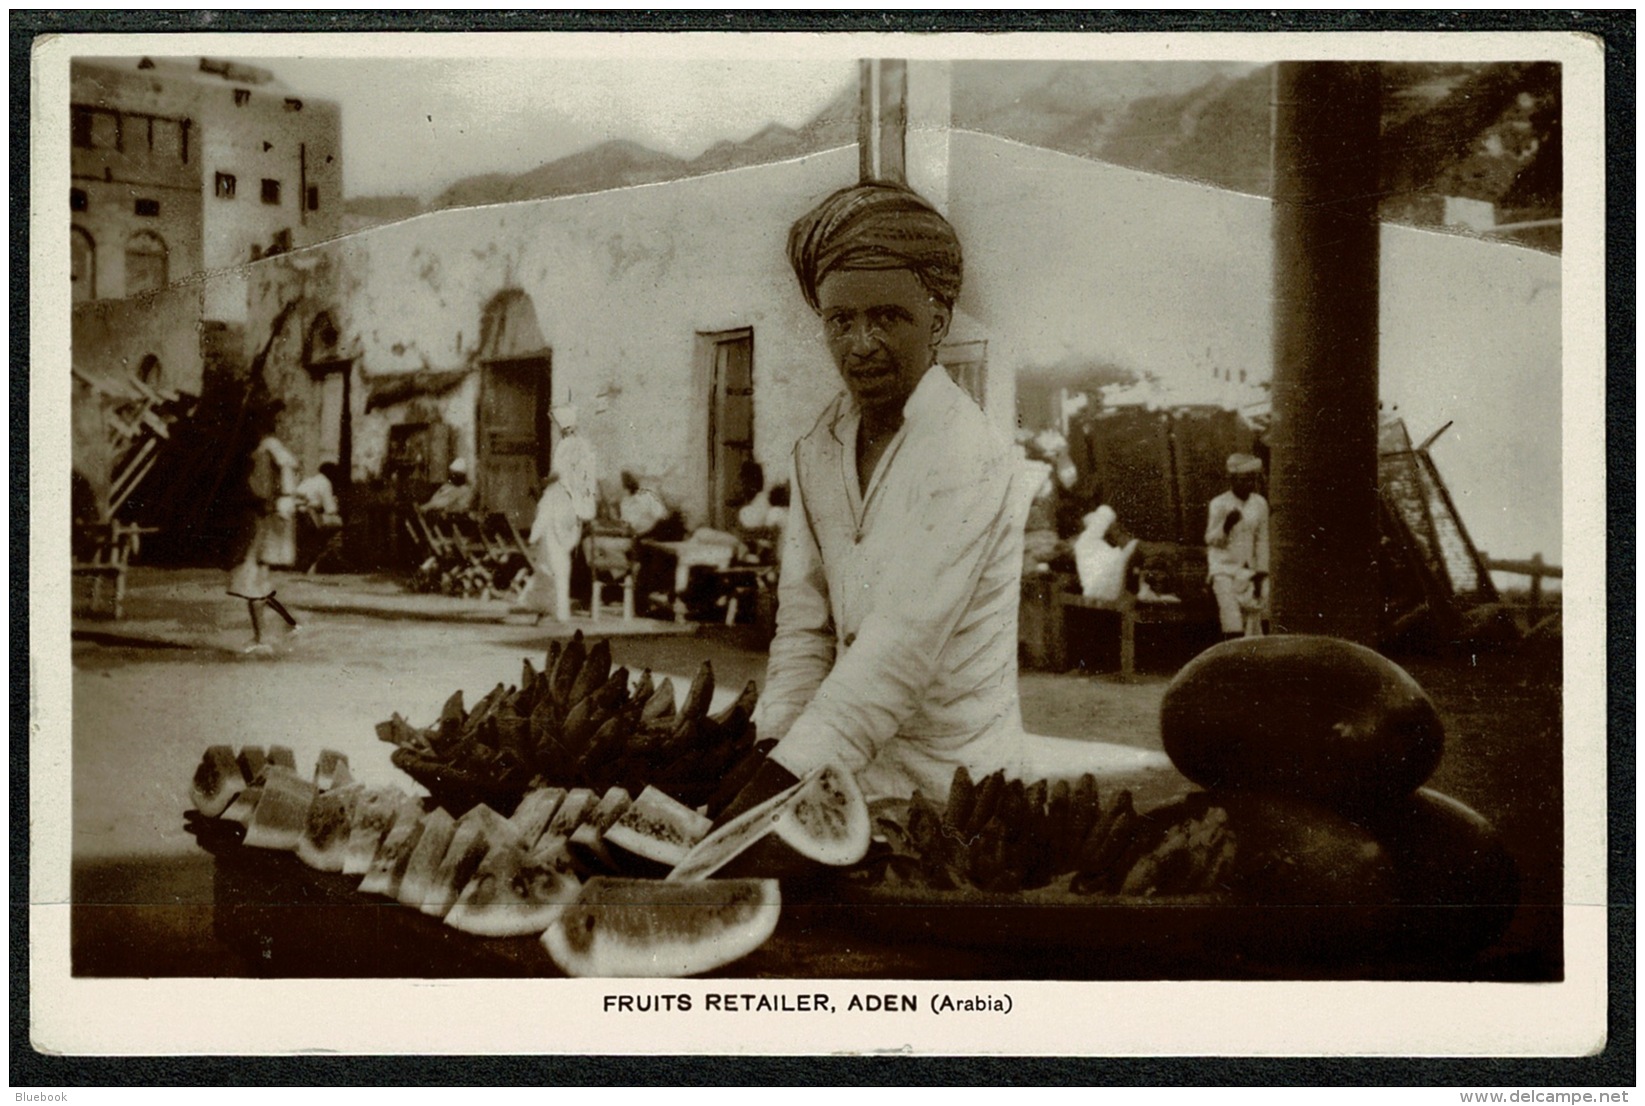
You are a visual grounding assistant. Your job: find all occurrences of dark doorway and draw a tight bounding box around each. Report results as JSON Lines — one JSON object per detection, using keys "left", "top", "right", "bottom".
{"left": 479, "top": 355, "right": 551, "bottom": 531}
{"left": 705, "top": 329, "right": 754, "bottom": 529}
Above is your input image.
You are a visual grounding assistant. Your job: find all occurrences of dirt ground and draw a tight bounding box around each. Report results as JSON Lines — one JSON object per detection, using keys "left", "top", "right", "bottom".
{"left": 59, "top": 569, "right": 1565, "bottom": 980}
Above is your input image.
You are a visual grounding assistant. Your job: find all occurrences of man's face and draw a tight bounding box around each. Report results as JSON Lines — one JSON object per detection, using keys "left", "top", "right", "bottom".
{"left": 816, "top": 268, "right": 951, "bottom": 420}
{"left": 1230, "top": 473, "right": 1258, "bottom": 499}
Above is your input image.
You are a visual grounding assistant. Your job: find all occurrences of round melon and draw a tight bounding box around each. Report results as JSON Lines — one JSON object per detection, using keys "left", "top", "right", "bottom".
{"left": 542, "top": 877, "right": 781, "bottom": 978}
{"left": 444, "top": 839, "right": 583, "bottom": 938}
{"left": 1355, "top": 787, "right": 1521, "bottom": 961}
{"left": 1160, "top": 635, "right": 1445, "bottom": 810}
{"left": 1203, "top": 789, "right": 1401, "bottom": 961}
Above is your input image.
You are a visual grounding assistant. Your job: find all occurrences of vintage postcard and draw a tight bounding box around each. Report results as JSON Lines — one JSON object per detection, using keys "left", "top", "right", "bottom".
{"left": 27, "top": 23, "right": 1611, "bottom": 1060}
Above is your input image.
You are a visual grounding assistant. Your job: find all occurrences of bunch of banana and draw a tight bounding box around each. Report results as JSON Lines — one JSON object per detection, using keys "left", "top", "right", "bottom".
{"left": 378, "top": 631, "right": 765, "bottom": 814}
{"left": 873, "top": 765, "right": 1239, "bottom": 898}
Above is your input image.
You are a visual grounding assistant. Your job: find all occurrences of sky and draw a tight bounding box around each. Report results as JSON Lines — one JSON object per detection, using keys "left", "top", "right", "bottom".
{"left": 249, "top": 56, "right": 857, "bottom": 201}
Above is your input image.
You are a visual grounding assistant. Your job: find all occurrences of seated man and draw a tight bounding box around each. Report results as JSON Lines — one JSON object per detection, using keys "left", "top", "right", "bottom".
{"left": 424, "top": 457, "right": 475, "bottom": 516}
{"left": 727, "top": 180, "right": 1028, "bottom": 809}
{"left": 296, "top": 461, "right": 343, "bottom": 528}
{"left": 618, "top": 470, "right": 669, "bottom": 538}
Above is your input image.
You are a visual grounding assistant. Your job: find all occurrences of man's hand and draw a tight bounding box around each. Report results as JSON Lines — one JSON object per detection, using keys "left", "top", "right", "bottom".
{"left": 1223, "top": 509, "right": 1243, "bottom": 534}
{"left": 714, "top": 757, "right": 802, "bottom": 826}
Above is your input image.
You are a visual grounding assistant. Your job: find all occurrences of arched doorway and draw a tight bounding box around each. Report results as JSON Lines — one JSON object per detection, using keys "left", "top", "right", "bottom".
{"left": 124, "top": 230, "right": 169, "bottom": 295}
{"left": 476, "top": 290, "right": 551, "bottom": 530}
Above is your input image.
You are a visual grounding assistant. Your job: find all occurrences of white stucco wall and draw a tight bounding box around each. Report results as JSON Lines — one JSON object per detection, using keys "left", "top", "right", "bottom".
{"left": 247, "top": 147, "right": 863, "bottom": 524}
{"left": 945, "top": 131, "right": 1563, "bottom": 567}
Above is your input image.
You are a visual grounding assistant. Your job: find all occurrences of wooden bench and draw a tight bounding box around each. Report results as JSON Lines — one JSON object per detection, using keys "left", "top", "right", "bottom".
{"left": 72, "top": 522, "right": 152, "bottom": 620}
{"left": 1023, "top": 581, "right": 1216, "bottom": 679}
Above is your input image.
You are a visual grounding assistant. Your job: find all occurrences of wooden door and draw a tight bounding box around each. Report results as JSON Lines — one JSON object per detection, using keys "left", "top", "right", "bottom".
{"left": 480, "top": 355, "right": 551, "bottom": 530}
{"left": 706, "top": 331, "right": 754, "bottom": 530}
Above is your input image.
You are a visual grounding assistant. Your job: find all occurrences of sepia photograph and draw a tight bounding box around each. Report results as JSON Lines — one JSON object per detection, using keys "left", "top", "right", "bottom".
{"left": 27, "top": 22, "right": 1611, "bottom": 1060}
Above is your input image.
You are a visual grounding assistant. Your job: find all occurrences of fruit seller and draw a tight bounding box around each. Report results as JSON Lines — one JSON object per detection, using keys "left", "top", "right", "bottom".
{"left": 725, "top": 180, "right": 1028, "bottom": 811}
{"left": 1205, "top": 452, "right": 1271, "bottom": 639}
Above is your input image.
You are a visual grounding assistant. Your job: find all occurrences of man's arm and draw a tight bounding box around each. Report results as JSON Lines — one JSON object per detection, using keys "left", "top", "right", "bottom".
{"left": 769, "top": 448, "right": 1013, "bottom": 779}
{"left": 1205, "top": 495, "right": 1235, "bottom": 547}
{"left": 753, "top": 470, "right": 835, "bottom": 746}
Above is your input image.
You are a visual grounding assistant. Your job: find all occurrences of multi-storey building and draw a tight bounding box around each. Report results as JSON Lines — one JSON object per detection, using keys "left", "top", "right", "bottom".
{"left": 70, "top": 55, "right": 343, "bottom": 302}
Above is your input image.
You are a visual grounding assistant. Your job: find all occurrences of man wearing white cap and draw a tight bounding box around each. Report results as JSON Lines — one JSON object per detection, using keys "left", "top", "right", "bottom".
{"left": 422, "top": 456, "right": 475, "bottom": 515}
{"left": 1205, "top": 452, "right": 1270, "bottom": 638}
{"left": 550, "top": 405, "right": 599, "bottom": 525}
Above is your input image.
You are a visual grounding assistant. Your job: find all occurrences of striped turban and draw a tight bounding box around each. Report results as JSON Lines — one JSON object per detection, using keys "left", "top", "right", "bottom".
{"left": 786, "top": 181, "right": 963, "bottom": 312}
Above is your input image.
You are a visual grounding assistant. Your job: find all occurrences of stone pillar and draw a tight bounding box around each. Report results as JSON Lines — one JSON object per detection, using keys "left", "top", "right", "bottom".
{"left": 1269, "top": 62, "right": 1384, "bottom": 644}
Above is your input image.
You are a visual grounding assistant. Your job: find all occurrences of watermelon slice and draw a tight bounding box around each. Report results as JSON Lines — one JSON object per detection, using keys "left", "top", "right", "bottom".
{"left": 542, "top": 877, "right": 781, "bottom": 978}
{"left": 444, "top": 838, "right": 583, "bottom": 938}
{"left": 314, "top": 749, "right": 353, "bottom": 792}
{"left": 242, "top": 770, "right": 319, "bottom": 851}
{"left": 395, "top": 808, "right": 457, "bottom": 909}
{"left": 567, "top": 787, "right": 633, "bottom": 874}
{"left": 667, "top": 773, "right": 811, "bottom": 882}
{"left": 507, "top": 787, "right": 567, "bottom": 847}
{"left": 416, "top": 808, "right": 517, "bottom": 919}
{"left": 190, "top": 745, "right": 244, "bottom": 817}
{"left": 296, "top": 784, "right": 365, "bottom": 871}
{"left": 544, "top": 788, "right": 599, "bottom": 839}
{"left": 236, "top": 746, "right": 268, "bottom": 785}
{"left": 220, "top": 786, "right": 263, "bottom": 825}
{"left": 267, "top": 745, "right": 298, "bottom": 772}
{"left": 604, "top": 786, "right": 715, "bottom": 875}
{"left": 343, "top": 788, "right": 415, "bottom": 877}
{"left": 359, "top": 810, "right": 428, "bottom": 897}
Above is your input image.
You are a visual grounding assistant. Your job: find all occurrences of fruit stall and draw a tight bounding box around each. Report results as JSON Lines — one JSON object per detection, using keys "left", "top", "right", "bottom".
{"left": 185, "top": 632, "right": 1523, "bottom": 980}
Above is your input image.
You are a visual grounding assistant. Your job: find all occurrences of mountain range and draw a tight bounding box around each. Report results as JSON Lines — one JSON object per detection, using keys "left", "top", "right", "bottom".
{"left": 343, "top": 61, "right": 1560, "bottom": 249}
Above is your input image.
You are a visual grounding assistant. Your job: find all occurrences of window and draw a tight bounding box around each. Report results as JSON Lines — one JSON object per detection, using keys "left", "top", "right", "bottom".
{"left": 70, "top": 188, "right": 87, "bottom": 212}
{"left": 124, "top": 231, "right": 168, "bottom": 295}
{"left": 71, "top": 227, "right": 95, "bottom": 303}
{"left": 71, "top": 107, "right": 93, "bottom": 148}
{"left": 284, "top": 98, "right": 303, "bottom": 112}
{"left": 215, "top": 172, "right": 237, "bottom": 199}
{"left": 306, "top": 185, "right": 320, "bottom": 212}
{"left": 134, "top": 198, "right": 160, "bottom": 217}
{"left": 271, "top": 228, "right": 292, "bottom": 252}
{"left": 91, "top": 111, "right": 120, "bottom": 151}
{"left": 261, "top": 178, "right": 281, "bottom": 205}
{"left": 233, "top": 88, "right": 251, "bottom": 107}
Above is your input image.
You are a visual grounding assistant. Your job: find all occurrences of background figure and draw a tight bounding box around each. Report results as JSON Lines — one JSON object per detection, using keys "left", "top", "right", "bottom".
{"left": 551, "top": 405, "right": 600, "bottom": 524}
{"left": 735, "top": 460, "right": 772, "bottom": 530}
{"left": 423, "top": 456, "right": 474, "bottom": 515}
{"left": 296, "top": 461, "right": 342, "bottom": 526}
{"left": 521, "top": 472, "right": 581, "bottom": 624}
{"left": 227, "top": 402, "right": 301, "bottom": 651}
{"left": 618, "top": 470, "right": 668, "bottom": 538}
{"left": 1205, "top": 452, "right": 1271, "bottom": 638}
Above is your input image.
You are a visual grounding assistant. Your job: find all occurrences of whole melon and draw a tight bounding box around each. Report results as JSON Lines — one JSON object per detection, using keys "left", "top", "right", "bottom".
{"left": 1160, "top": 636, "right": 1445, "bottom": 810}
{"left": 542, "top": 876, "right": 781, "bottom": 978}
{"left": 1354, "top": 787, "right": 1521, "bottom": 962}
{"left": 1206, "top": 790, "right": 1402, "bottom": 961}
